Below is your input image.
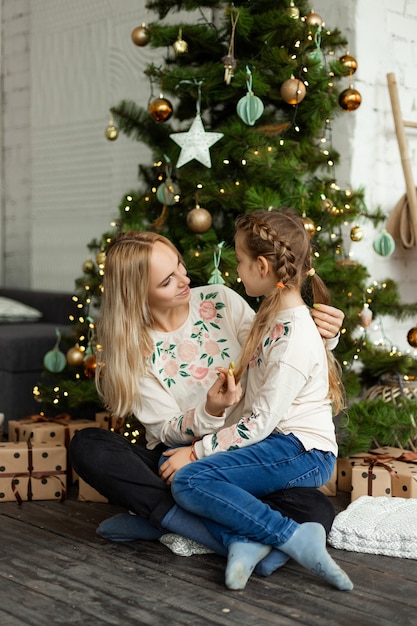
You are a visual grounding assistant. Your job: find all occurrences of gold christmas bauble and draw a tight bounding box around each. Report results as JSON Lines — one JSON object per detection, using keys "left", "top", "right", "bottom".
{"left": 149, "top": 97, "right": 173, "bottom": 123}
{"left": 173, "top": 31, "right": 188, "bottom": 55}
{"left": 84, "top": 354, "right": 97, "bottom": 379}
{"left": 186, "top": 206, "right": 212, "bottom": 233}
{"left": 302, "top": 216, "right": 316, "bottom": 238}
{"left": 350, "top": 225, "right": 363, "bottom": 241}
{"left": 340, "top": 53, "right": 357, "bottom": 75}
{"left": 82, "top": 258, "right": 95, "bottom": 273}
{"left": 131, "top": 24, "right": 150, "bottom": 47}
{"left": 104, "top": 124, "right": 118, "bottom": 141}
{"left": 96, "top": 251, "right": 106, "bottom": 266}
{"left": 286, "top": 1, "right": 300, "bottom": 19}
{"left": 280, "top": 77, "right": 306, "bottom": 105}
{"left": 339, "top": 87, "right": 362, "bottom": 111}
{"left": 305, "top": 11, "right": 323, "bottom": 27}
{"left": 66, "top": 345, "right": 85, "bottom": 367}
{"left": 407, "top": 326, "right": 417, "bottom": 348}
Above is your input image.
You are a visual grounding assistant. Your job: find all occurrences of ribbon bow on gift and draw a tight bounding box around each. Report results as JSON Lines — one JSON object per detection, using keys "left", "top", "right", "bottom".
{"left": 8, "top": 439, "right": 67, "bottom": 505}
{"left": 24, "top": 413, "right": 72, "bottom": 424}
{"left": 361, "top": 455, "right": 399, "bottom": 496}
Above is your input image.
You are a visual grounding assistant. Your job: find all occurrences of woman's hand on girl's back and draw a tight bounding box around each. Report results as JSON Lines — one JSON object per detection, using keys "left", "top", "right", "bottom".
{"left": 312, "top": 304, "right": 344, "bottom": 339}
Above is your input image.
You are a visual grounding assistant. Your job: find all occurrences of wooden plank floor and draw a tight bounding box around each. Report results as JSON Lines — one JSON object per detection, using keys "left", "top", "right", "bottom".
{"left": 1, "top": 489, "right": 416, "bottom": 626}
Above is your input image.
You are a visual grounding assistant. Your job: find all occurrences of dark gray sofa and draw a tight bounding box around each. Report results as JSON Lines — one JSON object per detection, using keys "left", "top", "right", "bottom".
{"left": 0, "top": 288, "right": 76, "bottom": 436}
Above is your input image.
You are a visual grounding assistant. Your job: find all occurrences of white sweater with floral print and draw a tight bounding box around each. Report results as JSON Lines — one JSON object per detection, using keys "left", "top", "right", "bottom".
{"left": 137, "top": 285, "right": 254, "bottom": 450}
{"left": 193, "top": 304, "right": 338, "bottom": 459}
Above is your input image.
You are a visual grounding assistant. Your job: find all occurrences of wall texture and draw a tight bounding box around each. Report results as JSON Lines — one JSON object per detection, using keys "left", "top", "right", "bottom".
{"left": 0, "top": 0, "right": 416, "bottom": 354}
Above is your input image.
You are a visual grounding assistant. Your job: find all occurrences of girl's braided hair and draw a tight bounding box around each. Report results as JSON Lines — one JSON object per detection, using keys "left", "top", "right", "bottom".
{"left": 233, "top": 208, "right": 344, "bottom": 414}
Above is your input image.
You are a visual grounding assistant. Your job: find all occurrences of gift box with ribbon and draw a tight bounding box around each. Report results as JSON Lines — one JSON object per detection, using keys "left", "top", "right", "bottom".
{"left": 0, "top": 440, "right": 67, "bottom": 503}
{"left": 350, "top": 456, "right": 398, "bottom": 501}
{"left": 8, "top": 414, "right": 100, "bottom": 483}
{"left": 95, "top": 411, "right": 124, "bottom": 432}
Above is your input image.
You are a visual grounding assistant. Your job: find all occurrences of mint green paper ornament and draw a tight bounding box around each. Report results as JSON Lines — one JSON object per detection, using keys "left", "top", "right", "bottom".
{"left": 373, "top": 229, "right": 396, "bottom": 256}
{"left": 156, "top": 158, "right": 180, "bottom": 205}
{"left": 43, "top": 329, "right": 67, "bottom": 373}
{"left": 237, "top": 66, "right": 264, "bottom": 126}
{"left": 157, "top": 177, "right": 180, "bottom": 205}
{"left": 208, "top": 241, "right": 226, "bottom": 285}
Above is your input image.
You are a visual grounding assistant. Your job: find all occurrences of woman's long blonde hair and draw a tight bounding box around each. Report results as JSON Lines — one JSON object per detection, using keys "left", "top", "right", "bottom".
{"left": 95, "top": 230, "right": 181, "bottom": 418}
{"left": 233, "top": 209, "right": 345, "bottom": 414}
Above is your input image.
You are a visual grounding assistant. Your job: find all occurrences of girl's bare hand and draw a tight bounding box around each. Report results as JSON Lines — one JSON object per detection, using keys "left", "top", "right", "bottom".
{"left": 205, "top": 366, "right": 242, "bottom": 417}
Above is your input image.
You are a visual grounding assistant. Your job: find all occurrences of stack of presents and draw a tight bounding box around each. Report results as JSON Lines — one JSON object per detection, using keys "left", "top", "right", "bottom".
{"left": 1, "top": 412, "right": 416, "bottom": 505}
{"left": 320, "top": 446, "right": 417, "bottom": 501}
{"left": 0, "top": 412, "right": 117, "bottom": 504}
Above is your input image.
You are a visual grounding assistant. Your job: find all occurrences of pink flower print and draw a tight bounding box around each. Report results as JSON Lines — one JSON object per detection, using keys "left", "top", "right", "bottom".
{"left": 163, "top": 360, "right": 179, "bottom": 378}
{"left": 270, "top": 323, "right": 285, "bottom": 341}
{"left": 178, "top": 340, "right": 199, "bottom": 363}
{"left": 189, "top": 365, "right": 209, "bottom": 380}
{"left": 182, "top": 409, "right": 195, "bottom": 434}
{"left": 199, "top": 300, "right": 217, "bottom": 321}
{"left": 215, "top": 428, "right": 242, "bottom": 449}
{"left": 204, "top": 340, "right": 220, "bottom": 356}
{"left": 249, "top": 345, "right": 261, "bottom": 368}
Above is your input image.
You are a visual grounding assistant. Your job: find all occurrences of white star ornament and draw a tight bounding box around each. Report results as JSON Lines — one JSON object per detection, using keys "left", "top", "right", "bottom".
{"left": 170, "top": 114, "right": 223, "bottom": 168}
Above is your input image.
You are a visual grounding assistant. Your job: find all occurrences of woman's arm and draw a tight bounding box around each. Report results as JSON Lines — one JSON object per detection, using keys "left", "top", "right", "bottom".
{"left": 138, "top": 375, "right": 228, "bottom": 449}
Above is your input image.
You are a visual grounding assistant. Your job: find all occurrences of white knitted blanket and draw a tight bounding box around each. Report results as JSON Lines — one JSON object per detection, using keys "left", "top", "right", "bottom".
{"left": 328, "top": 495, "right": 417, "bottom": 559}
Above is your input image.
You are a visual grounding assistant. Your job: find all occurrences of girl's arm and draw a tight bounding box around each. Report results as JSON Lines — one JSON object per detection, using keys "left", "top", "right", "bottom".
{"left": 137, "top": 375, "right": 228, "bottom": 449}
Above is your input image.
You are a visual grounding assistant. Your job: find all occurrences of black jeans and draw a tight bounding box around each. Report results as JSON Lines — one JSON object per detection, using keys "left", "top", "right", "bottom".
{"left": 70, "top": 428, "right": 335, "bottom": 534}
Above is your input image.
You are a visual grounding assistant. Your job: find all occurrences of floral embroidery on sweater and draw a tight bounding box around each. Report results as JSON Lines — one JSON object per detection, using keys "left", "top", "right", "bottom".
{"left": 152, "top": 291, "right": 232, "bottom": 388}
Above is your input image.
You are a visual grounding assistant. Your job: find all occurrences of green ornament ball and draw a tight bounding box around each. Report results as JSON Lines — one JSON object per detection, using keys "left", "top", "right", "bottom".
{"left": 44, "top": 348, "right": 67, "bottom": 373}
{"left": 237, "top": 92, "right": 264, "bottom": 126}
{"left": 373, "top": 229, "right": 395, "bottom": 256}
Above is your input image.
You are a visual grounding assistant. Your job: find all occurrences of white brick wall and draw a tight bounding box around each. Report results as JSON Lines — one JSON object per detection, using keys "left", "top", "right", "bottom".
{"left": 316, "top": 0, "right": 417, "bottom": 355}
{"left": 0, "top": 0, "right": 31, "bottom": 286}
{"left": 0, "top": 0, "right": 416, "bottom": 354}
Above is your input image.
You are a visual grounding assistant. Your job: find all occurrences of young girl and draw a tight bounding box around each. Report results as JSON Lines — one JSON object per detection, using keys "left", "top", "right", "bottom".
{"left": 169, "top": 209, "right": 353, "bottom": 592}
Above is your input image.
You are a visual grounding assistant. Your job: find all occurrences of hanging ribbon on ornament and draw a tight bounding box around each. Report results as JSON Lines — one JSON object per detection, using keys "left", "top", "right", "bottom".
{"left": 309, "top": 24, "right": 324, "bottom": 66}
{"left": 170, "top": 79, "right": 223, "bottom": 168}
{"left": 208, "top": 241, "right": 226, "bottom": 285}
{"left": 221, "top": 8, "right": 239, "bottom": 85}
{"left": 236, "top": 66, "right": 264, "bottom": 126}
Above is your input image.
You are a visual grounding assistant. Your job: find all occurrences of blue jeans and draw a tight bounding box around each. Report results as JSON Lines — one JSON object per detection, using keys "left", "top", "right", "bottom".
{"left": 171, "top": 432, "right": 336, "bottom": 549}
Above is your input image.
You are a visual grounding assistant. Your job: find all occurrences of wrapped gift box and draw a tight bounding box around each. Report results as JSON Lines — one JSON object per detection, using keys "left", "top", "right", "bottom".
{"left": 388, "top": 460, "right": 417, "bottom": 498}
{"left": 0, "top": 440, "right": 66, "bottom": 503}
{"left": 337, "top": 454, "right": 370, "bottom": 492}
{"left": 6, "top": 417, "right": 99, "bottom": 484}
{"left": 75, "top": 473, "right": 108, "bottom": 503}
{"left": 350, "top": 460, "right": 395, "bottom": 502}
{"left": 95, "top": 411, "right": 124, "bottom": 432}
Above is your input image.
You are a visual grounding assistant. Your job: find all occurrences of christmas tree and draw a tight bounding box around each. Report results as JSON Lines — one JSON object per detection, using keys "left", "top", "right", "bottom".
{"left": 35, "top": 0, "right": 417, "bottom": 425}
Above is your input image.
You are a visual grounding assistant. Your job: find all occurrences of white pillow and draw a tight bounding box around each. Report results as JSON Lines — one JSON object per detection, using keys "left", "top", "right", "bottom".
{"left": 0, "top": 296, "right": 42, "bottom": 322}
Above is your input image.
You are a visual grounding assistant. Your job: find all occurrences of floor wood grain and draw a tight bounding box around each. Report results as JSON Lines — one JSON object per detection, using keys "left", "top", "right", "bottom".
{"left": 1, "top": 490, "right": 416, "bottom": 625}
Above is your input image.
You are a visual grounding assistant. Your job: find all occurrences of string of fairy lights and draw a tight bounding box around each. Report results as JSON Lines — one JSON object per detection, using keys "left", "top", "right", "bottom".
{"left": 34, "top": 2, "right": 416, "bottom": 420}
